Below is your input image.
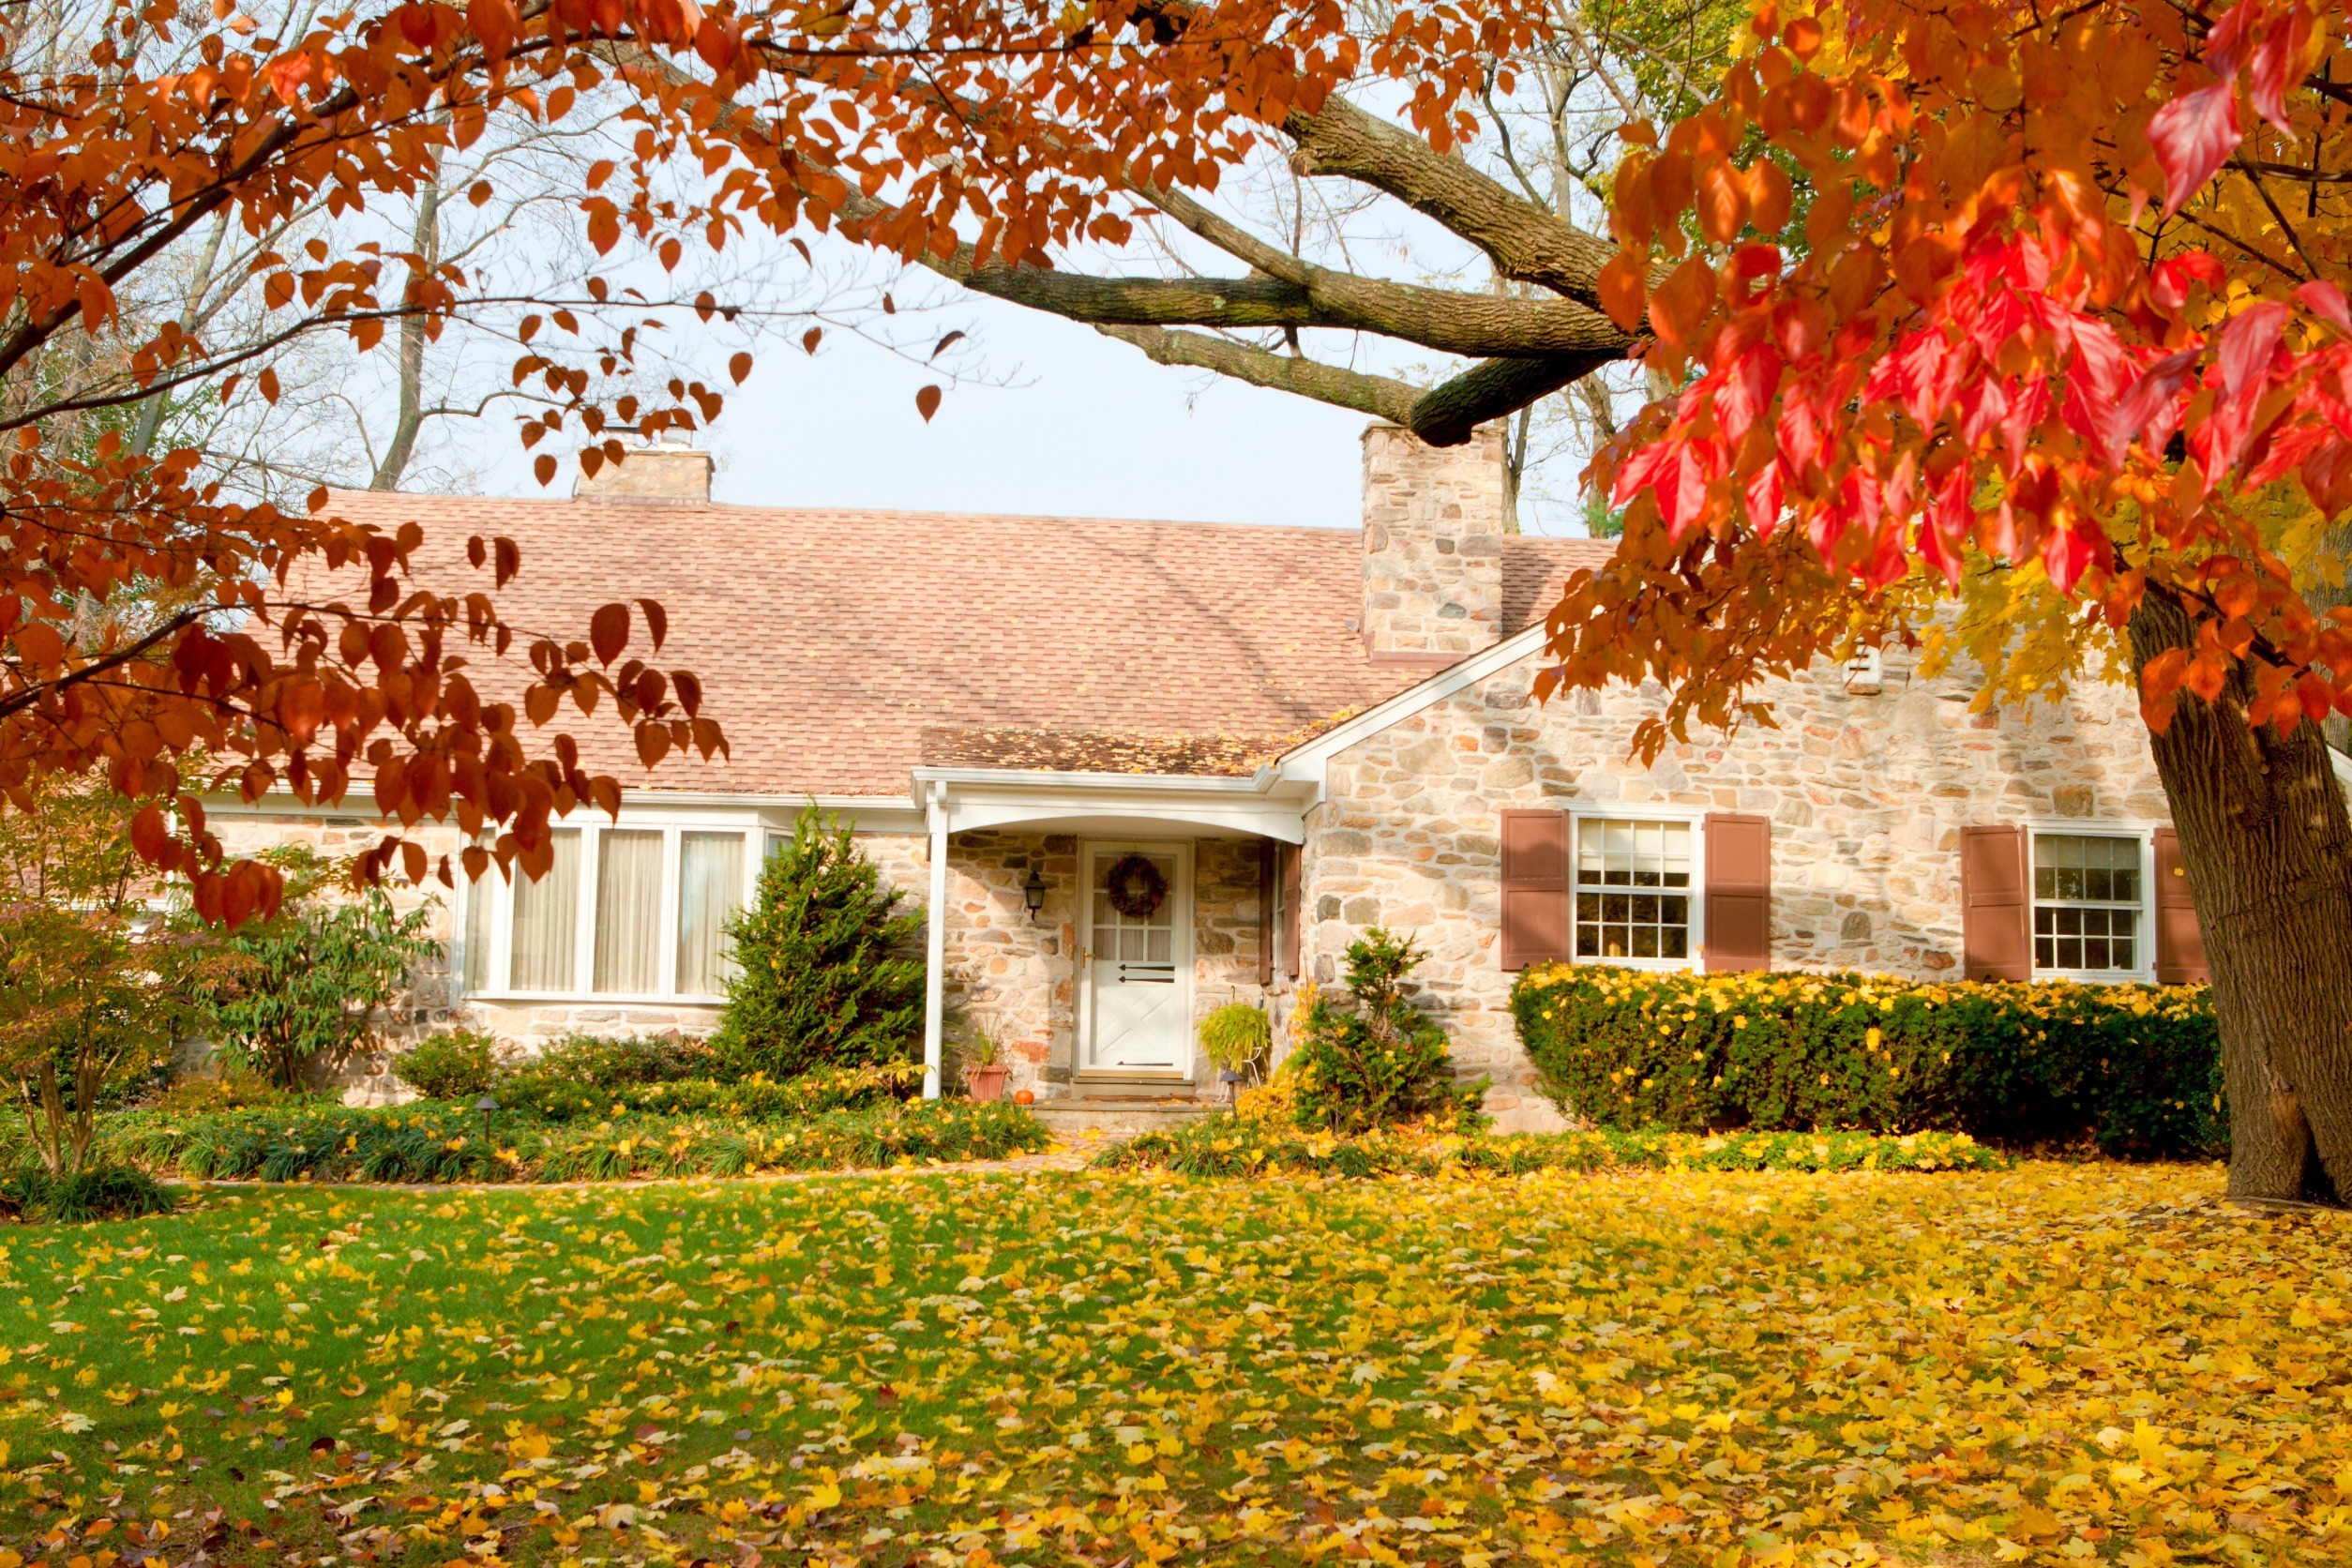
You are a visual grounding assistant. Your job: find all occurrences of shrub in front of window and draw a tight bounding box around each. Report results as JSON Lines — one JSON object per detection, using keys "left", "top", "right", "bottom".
{"left": 1511, "top": 966, "right": 2222, "bottom": 1158}
{"left": 709, "top": 804, "right": 925, "bottom": 1081}
{"left": 1288, "top": 928, "right": 1485, "bottom": 1135}
{"left": 395, "top": 1029, "right": 503, "bottom": 1100}
{"left": 185, "top": 847, "right": 443, "bottom": 1092}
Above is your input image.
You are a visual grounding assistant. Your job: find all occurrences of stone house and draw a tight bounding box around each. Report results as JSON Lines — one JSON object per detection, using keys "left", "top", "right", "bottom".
{"left": 214, "top": 429, "right": 2208, "bottom": 1125}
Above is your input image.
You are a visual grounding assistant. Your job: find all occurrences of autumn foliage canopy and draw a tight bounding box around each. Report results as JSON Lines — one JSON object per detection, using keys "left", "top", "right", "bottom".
{"left": 1565, "top": 0, "right": 2352, "bottom": 757}
{"left": 0, "top": 0, "right": 1545, "bottom": 919}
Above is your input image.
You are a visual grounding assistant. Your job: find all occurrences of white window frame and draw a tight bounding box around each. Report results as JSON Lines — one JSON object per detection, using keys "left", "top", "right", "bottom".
{"left": 456, "top": 806, "right": 766, "bottom": 1004}
{"left": 1565, "top": 806, "right": 1709, "bottom": 973}
{"left": 2026, "top": 822, "right": 2159, "bottom": 984}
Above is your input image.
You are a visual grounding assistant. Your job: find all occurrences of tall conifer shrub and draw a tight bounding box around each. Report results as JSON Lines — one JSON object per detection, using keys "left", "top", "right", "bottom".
{"left": 710, "top": 804, "right": 926, "bottom": 1079}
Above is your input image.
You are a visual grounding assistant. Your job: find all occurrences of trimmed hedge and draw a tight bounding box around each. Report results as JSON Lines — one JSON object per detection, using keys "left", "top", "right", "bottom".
{"left": 1512, "top": 965, "right": 2223, "bottom": 1157}
{"left": 482, "top": 1060, "right": 923, "bottom": 1123}
{"left": 55, "top": 1098, "right": 1047, "bottom": 1184}
{"left": 1092, "top": 1112, "right": 2005, "bottom": 1179}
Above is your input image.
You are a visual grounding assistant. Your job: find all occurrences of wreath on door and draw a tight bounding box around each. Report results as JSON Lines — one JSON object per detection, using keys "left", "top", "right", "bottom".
{"left": 1103, "top": 853, "right": 1168, "bottom": 919}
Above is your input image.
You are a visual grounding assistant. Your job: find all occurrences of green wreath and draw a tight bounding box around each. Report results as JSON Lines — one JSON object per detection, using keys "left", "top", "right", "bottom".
{"left": 1104, "top": 853, "right": 1168, "bottom": 919}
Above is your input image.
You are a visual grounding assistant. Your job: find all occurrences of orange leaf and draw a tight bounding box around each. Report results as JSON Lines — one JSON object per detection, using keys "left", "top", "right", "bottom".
{"left": 1599, "top": 251, "right": 1650, "bottom": 333}
{"left": 915, "top": 384, "right": 942, "bottom": 422}
{"left": 589, "top": 603, "right": 629, "bottom": 666}
{"left": 729, "top": 352, "right": 753, "bottom": 384}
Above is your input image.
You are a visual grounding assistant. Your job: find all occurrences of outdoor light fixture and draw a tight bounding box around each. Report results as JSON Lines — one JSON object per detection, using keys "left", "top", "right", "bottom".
{"left": 1022, "top": 867, "right": 1047, "bottom": 923}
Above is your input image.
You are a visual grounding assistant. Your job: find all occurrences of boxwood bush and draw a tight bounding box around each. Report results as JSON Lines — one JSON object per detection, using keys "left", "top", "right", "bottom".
{"left": 1512, "top": 965, "right": 2223, "bottom": 1157}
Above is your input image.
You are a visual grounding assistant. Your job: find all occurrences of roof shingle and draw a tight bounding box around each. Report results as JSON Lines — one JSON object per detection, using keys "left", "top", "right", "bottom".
{"left": 311, "top": 490, "right": 1611, "bottom": 795}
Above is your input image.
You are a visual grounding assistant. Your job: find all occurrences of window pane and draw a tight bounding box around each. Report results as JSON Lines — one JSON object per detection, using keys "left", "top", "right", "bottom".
{"left": 1574, "top": 819, "right": 1695, "bottom": 963}
{"left": 509, "top": 831, "right": 580, "bottom": 991}
{"left": 462, "top": 862, "right": 494, "bottom": 994}
{"left": 594, "top": 830, "right": 664, "bottom": 994}
{"left": 677, "top": 832, "right": 745, "bottom": 996}
{"left": 2031, "top": 835, "right": 2141, "bottom": 973}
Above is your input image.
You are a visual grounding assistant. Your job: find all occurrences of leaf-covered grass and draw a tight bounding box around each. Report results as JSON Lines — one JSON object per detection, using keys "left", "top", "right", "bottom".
{"left": 2, "top": 1098, "right": 1047, "bottom": 1185}
{"left": 0, "top": 1164, "right": 2341, "bottom": 1566}
{"left": 1090, "top": 1112, "right": 2009, "bottom": 1177}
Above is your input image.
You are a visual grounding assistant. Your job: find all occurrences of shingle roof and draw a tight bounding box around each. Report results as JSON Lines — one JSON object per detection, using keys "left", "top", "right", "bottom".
{"left": 311, "top": 490, "right": 1612, "bottom": 795}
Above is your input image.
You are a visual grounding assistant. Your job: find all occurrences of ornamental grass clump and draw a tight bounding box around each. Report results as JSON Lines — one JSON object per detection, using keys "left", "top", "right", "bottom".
{"left": 1512, "top": 965, "right": 2222, "bottom": 1157}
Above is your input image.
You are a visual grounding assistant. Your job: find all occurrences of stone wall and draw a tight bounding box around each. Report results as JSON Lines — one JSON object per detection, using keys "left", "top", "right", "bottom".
{"left": 1276, "top": 642, "right": 2170, "bottom": 1131}
{"left": 1359, "top": 424, "right": 1506, "bottom": 662}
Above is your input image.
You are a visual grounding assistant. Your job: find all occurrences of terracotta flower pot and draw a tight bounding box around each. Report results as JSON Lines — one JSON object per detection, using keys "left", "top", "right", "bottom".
{"left": 967, "top": 1063, "right": 1010, "bottom": 1103}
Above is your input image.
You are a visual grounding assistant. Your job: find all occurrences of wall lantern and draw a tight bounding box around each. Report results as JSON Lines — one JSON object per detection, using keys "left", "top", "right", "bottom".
{"left": 1022, "top": 867, "right": 1048, "bottom": 924}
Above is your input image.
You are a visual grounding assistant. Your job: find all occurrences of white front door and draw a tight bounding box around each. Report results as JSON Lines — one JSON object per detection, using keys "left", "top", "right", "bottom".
{"left": 1080, "top": 842, "right": 1192, "bottom": 1076}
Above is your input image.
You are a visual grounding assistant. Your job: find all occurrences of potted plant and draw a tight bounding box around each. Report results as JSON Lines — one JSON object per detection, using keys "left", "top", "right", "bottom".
{"left": 1198, "top": 1002, "right": 1272, "bottom": 1103}
{"left": 962, "top": 1027, "right": 1010, "bottom": 1103}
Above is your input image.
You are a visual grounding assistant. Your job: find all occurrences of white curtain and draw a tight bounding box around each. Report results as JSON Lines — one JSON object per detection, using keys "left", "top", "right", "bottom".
{"left": 594, "top": 830, "right": 665, "bottom": 994}
{"left": 508, "top": 830, "right": 580, "bottom": 991}
{"left": 677, "top": 832, "right": 746, "bottom": 995}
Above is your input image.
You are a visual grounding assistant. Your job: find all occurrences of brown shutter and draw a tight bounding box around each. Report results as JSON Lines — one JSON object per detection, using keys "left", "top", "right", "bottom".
{"left": 1279, "top": 843, "right": 1303, "bottom": 980}
{"left": 1257, "top": 840, "right": 1275, "bottom": 986}
{"left": 2152, "top": 827, "right": 2209, "bottom": 984}
{"left": 1499, "top": 809, "right": 1571, "bottom": 971}
{"left": 1702, "top": 813, "right": 1772, "bottom": 972}
{"left": 1961, "top": 824, "right": 2032, "bottom": 980}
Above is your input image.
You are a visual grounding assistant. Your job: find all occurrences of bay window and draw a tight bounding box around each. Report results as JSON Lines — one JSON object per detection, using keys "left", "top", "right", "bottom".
{"left": 461, "top": 819, "right": 756, "bottom": 1000}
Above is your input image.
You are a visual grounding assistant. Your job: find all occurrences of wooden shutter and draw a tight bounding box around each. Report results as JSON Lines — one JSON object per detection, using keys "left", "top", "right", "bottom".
{"left": 2152, "top": 827, "right": 2209, "bottom": 984}
{"left": 1499, "top": 810, "right": 1571, "bottom": 971}
{"left": 1702, "top": 813, "right": 1772, "bottom": 972}
{"left": 1279, "top": 843, "right": 1303, "bottom": 980}
{"left": 1961, "top": 824, "right": 2032, "bottom": 980}
{"left": 1258, "top": 840, "right": 1275, "bottom": 986}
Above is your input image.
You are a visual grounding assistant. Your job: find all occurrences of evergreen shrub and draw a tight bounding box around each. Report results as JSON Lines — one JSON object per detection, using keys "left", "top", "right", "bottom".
{"left": 710, "top": 804, "right": 925, "bottom": 1080}
{"left": 1511, "top": 965, "right": 2223, "bottom": 1157}
{"left": 1289, "top": 929, "right": 1485, "bottom": 1134}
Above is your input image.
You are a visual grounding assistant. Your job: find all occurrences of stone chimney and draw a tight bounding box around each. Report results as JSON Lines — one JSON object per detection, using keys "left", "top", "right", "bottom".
{"left": 572, "top": 440, "right": 713, "bottom": 504}
{"left": 1359, "top": 423, "right": 1506, "bottom": 665}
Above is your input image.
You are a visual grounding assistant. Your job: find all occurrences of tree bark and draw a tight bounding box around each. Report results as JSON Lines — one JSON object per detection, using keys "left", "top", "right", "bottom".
{"left": 2127, "top": 589, "right": 2352, "bottom": 1203}
{"left": 371, "top": 178, "right": 441, "bottom": 490}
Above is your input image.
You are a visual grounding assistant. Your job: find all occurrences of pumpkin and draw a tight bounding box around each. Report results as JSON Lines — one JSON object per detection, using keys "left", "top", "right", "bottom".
{"left": 1013, "top": 1089, "right": 1035, "bottom": 1105}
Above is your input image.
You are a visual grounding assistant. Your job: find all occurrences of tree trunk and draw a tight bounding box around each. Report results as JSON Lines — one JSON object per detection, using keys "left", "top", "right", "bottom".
{"left": 2127, "top": 589, "right": 2352, "bottom": 1203}
{"left": 370, "top": 179, "right": 441, "bottom": 490}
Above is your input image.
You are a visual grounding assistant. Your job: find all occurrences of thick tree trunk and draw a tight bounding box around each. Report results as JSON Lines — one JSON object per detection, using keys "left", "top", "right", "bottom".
{"left": 2127, "top": 590, "right": 2352, "bottom": 1203}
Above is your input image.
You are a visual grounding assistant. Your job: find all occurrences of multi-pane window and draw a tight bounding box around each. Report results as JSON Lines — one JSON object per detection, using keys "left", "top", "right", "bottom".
{"left": 465, "top": 822, "right": 750, "bottom": 999}
{"left": 2033, "top": 834, "right": 2141, "bottom": 973}
{"left": 1574, "top": 818, "right": 1693, "bottom": 962}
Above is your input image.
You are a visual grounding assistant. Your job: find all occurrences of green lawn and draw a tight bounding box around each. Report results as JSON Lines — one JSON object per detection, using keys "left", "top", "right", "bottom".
{"left": 0, "top": 1163, "right": 2344, "bottom": 1567}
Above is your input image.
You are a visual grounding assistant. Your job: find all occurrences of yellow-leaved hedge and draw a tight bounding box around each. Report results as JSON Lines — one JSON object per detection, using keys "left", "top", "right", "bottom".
{"left": 1512, "top": 966, "right": 2222, "bottom": 1156}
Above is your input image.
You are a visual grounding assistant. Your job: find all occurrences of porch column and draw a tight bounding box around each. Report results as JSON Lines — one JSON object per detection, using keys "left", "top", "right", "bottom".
{"left": 922, "top": 780, "right": 948, "bottom": 1099}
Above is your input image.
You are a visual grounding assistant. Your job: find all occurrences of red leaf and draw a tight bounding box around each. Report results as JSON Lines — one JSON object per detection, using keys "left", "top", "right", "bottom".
{"left": 636, "top": 597, "right": 667, "bottom": 652}
{"left": 2148, "top": 80, "right": 2239, "bottom": 217}
{"left": 589, "top": 603, "right": 629, "bottom": 665}
{"left": 2218, "top": 300, "right": 2289, "bottom": 398}
{"left": 729, "top": 352, "right": 753, "bottom": 384}
{"left": 2297, "top": 280, "right": 2352, "bottom": 335}
{"left": 915, "top": 384, "right": 942, "bottom": 423}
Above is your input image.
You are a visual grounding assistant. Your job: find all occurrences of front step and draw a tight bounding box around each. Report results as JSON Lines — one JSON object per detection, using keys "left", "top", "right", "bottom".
{"left": 1031, "top": 1090, "right": 1224, "bottom": 1139}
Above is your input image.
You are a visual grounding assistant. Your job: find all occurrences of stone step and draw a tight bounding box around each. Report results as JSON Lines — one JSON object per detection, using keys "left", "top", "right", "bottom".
{"left": 1030, "top": 1094, "right": 1223, "bottom": 1138}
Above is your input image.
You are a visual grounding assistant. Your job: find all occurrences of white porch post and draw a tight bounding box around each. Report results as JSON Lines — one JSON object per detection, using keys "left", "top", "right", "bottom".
{"left": 922, "top": 780, "right": 949, "bottom": 1099}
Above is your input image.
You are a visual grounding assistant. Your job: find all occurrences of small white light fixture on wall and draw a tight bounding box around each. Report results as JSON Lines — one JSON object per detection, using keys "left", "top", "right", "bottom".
{"left": 1843, "top": 646, "right": 1885, "bottom": 696}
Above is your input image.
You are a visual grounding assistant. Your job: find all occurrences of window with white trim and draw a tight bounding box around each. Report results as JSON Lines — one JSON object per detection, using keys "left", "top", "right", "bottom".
{"left": 1574, "top": 817, "right": 1694, "bottom": 963}
{"left": 461, "top": 821, "right": 753, "bottom": 1000}
{"left": 2031, "top": 833, "right": 2142, "bottom": 975}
